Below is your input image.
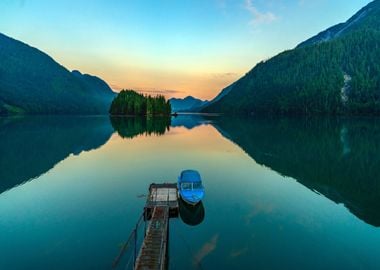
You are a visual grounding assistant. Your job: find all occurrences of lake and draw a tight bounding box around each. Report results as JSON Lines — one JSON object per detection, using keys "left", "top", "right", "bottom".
{"left": 0, "top": 115, "right": 380, "bottom": 270}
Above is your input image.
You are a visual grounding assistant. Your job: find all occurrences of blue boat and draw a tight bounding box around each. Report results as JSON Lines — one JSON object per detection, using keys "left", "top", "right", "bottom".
{"left": 177, "top": 170, "right": 205, "bottom": 205}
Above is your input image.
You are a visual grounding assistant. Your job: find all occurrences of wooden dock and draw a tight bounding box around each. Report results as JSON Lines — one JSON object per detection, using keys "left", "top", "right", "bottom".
{"left": 112, "top": 183, "right": 179, "bottom": 270}
{"left": 135, "top": 183, "right": 178, "bottom": 270}
{"left": 145, "top": 183, "right": 179, "bottom": 219}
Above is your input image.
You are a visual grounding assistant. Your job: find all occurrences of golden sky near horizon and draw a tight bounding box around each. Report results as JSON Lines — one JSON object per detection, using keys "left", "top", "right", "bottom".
{"left": 0, "top": 0, "right": 372, "bottom": 100}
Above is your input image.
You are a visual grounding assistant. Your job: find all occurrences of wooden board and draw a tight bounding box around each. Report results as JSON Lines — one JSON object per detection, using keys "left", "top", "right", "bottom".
{"left": 146, "top": 183, "right": 179, "bottom": 210}
{"left": 135, "top": 206, "right": 169, "bottom": 270}
{"left": 149, "top": 187, "right": 177, "bottom": 203}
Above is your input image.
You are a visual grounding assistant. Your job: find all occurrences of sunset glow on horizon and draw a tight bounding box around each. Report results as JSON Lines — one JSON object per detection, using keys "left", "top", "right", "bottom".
{"left": 0, "top": 0, "right": 372, "bottom": 100}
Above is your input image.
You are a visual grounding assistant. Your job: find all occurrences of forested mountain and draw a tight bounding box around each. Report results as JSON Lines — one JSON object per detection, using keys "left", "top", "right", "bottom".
{"left": 207, "top": 83, "right": 235, "bottom": 104}
{"left": 203, "top": 0, "right": 380, "bottom": 115}
{"left": 0, "top": 33, "right": 115, "bottom": 115}
{"left": 298, "top": 1, "right": 380, "bottom": 48}
{"left": 169, "top": 96, "right": 208, "bottom": 112}
{"left": 109, "top": 90, "right": 171, "bottom": 116}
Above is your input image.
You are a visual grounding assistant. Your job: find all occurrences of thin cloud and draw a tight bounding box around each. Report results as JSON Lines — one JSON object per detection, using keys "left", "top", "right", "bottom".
{"left": 212, "top": 72, "right": 239, "bottom": 79}
{"left": 108, "top": 86, "right": 184, "bottom": 96}
{"left": 110, "top": 84, "right": 123, "bottom": 91}
{"left": 244, "top": 0, "right": 277, "bottom": 26}
{"left": 135, "top": 88, "right": 185, "bottom": 96}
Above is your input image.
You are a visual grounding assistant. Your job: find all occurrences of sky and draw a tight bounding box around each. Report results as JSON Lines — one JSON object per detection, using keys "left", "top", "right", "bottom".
{"left": 0, "top": 0, "right": 373, "bottom": 100}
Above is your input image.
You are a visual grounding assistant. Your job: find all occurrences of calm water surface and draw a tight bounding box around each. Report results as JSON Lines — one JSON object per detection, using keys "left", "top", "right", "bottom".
{"left": 0, "top": 115, "right": 380, "bottom": 270}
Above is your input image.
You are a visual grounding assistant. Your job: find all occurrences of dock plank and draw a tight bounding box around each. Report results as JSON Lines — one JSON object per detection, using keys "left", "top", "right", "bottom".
{"left": 135, "top": 183, "right": 178, "bottom": 270}
{"left": 135, "top": 206, "right": 169, "bottom": 270}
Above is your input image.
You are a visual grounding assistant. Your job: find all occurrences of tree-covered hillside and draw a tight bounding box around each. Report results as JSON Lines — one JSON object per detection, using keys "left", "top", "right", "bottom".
{"left": 203, "top": 0, "right": 380, "bottom": 115}
{"left": 109, "top": 90, "right": 171, "bottom": 116}
{"left": 0, "top": 33, "right": 115, "bottom": 115}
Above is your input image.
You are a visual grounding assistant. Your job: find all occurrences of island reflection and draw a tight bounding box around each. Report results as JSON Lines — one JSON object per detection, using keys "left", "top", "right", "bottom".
{"left": 110, "top": 116, "right": 171, "bottom": 139}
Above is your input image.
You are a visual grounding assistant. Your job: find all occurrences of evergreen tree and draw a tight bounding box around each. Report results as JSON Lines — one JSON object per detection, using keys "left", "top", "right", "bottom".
{"left": 203, "top": 29, "right": 380, "bottom": 115}
{"left": 109, "top": 90, "right": 172, "bottom": 116}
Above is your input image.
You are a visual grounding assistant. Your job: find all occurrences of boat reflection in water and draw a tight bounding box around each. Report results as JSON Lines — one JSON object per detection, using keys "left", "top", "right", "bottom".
{"left": 178, "top": 198, "right": 205, "bottom": 226}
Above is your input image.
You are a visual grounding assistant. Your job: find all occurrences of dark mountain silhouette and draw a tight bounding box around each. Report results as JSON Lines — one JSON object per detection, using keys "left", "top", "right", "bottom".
{"left": 0, "top": 33, "right": 115, "bottom": 115}
{"left": 203, "top": 0, "right": 380, "bottom": 114}
{"left": 298, "top": 1, "right": 380, "bottom": 48}
{"left": 169, "top": 96, "right": 208, "bottom": 112}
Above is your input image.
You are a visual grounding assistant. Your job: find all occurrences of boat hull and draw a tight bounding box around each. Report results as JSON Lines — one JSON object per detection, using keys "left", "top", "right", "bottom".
{"left": 178, "top": 190, "right": 204, "bottom": 206}
{"left": 179, "top": 194, "right": 201, "bottom": 206}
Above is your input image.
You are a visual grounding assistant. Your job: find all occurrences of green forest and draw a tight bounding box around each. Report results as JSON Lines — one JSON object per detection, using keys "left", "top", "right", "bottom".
{"left": 0, "top": 33, "right": 115, "bottom": 115}
{"left": 203, "top": 0, "right": 380, "bottom": 115}
{"left": 203, "top": 29, "right": 380, "bottom": 115}
{"left": 109, "top": 90, "right": 171, "bottom": 116}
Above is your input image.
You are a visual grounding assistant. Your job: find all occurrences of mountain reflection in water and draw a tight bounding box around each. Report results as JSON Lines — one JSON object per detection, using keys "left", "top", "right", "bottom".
{"left": 211, "top": 116, "right": 380, "bottom": 227}
{"left": 0, "top": 116, "right": 113, "bottom": 194}
{"left": 1, "top": 114, "right": 379, "bottom": 228}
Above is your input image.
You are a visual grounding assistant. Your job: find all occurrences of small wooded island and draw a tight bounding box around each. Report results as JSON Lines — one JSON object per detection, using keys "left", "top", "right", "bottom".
{"left": 109, "top": 90, "right": 171, "bottom": 116}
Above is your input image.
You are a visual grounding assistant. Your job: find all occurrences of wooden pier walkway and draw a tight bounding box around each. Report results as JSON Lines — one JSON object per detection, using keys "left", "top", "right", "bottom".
{"left": 135, "top": 183, "right": 178, "bottom": 270}
{"left": 112, "top": 183, "right": 179, "bottom": 270}
{"left": 135, "top": 206, "right": 169, "bottom": 270}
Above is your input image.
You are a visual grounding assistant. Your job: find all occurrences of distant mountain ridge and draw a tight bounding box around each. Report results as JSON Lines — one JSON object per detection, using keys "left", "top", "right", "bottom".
{"left": 203, "top": 0, "right": 380, "bottom": 114}
{"left": 298, "top": 1, "right": 378, "bottom": 48}
{"left": 169, "top": 96, "right": 208, "bottom": 112}
{"left": 0, "top": 33, "right": 116, "bottom": 115}
{"left": 206, "top": 82, "right": 235, "bottom": 106}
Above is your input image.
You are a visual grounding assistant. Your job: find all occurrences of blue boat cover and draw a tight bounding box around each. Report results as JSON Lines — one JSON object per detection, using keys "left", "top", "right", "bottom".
{"left": 180, "top": 170, "right": 202, "bottom": 183}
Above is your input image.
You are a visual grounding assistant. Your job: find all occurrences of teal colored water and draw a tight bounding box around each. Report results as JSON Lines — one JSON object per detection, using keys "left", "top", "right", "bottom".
{"left": 0, "top": 115, "right": 379, "bottom": 270}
